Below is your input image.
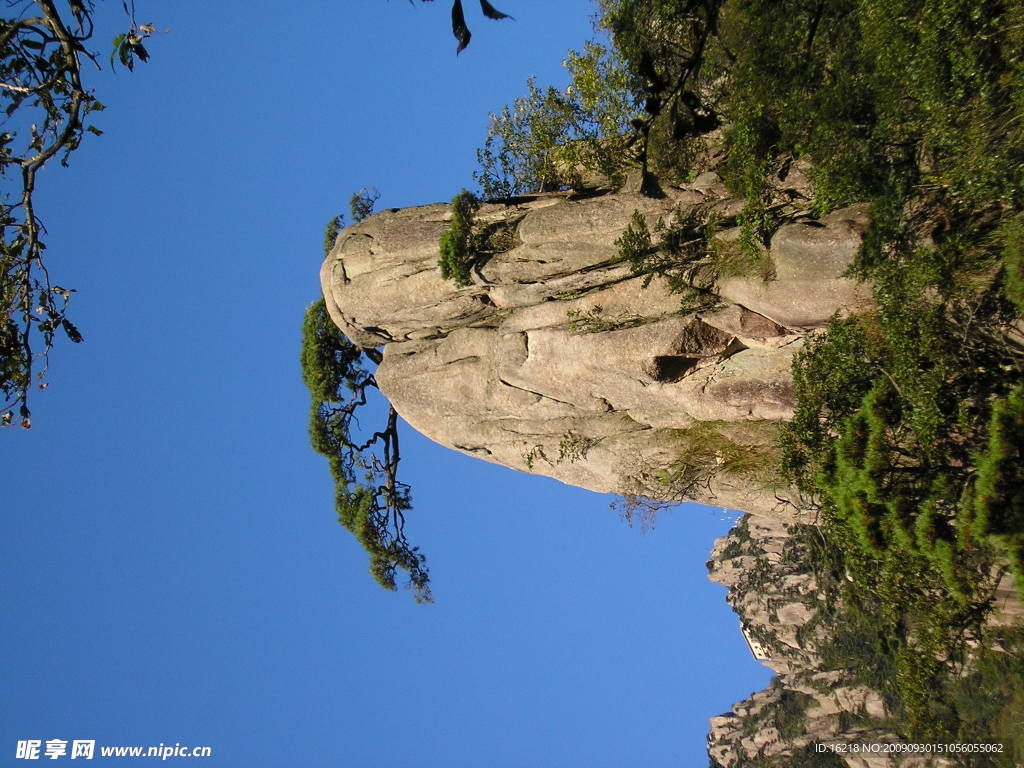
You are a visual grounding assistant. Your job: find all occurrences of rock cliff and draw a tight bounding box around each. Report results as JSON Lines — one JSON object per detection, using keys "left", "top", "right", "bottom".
{"left": 320, "top": 177, "right": 872, "bottom": 517}
{"left": 706, "top": 516, "right": 956, "bottom": 768}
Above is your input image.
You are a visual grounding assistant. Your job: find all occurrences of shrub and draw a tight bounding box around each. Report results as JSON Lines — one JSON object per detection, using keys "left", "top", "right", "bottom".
{"left": 349, "top": 187, "right": 380, "bottom": 224}
{"left": 322, "top": 214, "right": 343, "bottom": 258}
{"left": 557, "top": 431, "right": 596, "bottom": 463}
{"left": 321, "top": 187, "right": 380, "bottom": 257}
{"left": 437, "top": 190, "right": 480, "bottom": 287}
{"left": 774, "top": 689, "right": 813, "bottom": 740}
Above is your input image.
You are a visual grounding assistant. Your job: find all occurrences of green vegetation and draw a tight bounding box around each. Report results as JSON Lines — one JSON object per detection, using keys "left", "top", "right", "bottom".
{"left": 300, "top": 299, "right": 430, "bottom": 603}
{"left": 710, "top": 517, "right": 1024, "bottom": 764}
{"left": 774, "top": 688, "right": 812, "bottom": 740}
{"left": 469, "top": 20, "right": 1024, "bottom": 747}
{"left": 1003, "top": 215, "right": 1024, "bottom": 314}
{"left": 522, "top": 444, "right": 548, "bottom": 471}
{"left": 349, "top": 187, "right": 380, "bottom": 226}
{"left": 473, "top": 0, "right": 1024, "bottom": 754}
{"left": 565, "top": 306, "right": 644, "bottom": 333}
{"left": 308, "top": 190, "right": 431, "bottom": 601}
{"left": 566, "top": 307, "right": 614, "bottom": 333}
{"left": 437, "top": 189, "right": 520, "bottom": 286}
{"left": 557, "top": 430, "right": 597, "bottom": 464}
{"left": 711, "top": 747, "right": 848, "bottom": 768}
{"left": 322, "top": 215, "right": 344, "bottom": 258}
{"left": 323, "top": 187, "right": 380, "bottom": 257}
{"left": 619, "top": 422, "right": 780, "bottom": 532}
{"left": 773, "top": 210, "right": 1022, "bottom": 738}
{"left": 595, "top": 0, "right": 726, "bottom": 183}
{"left": 591, "top": 0, "right": 1024, "bottom": 749}
{"left": 474, "top": 0, "right": 735, "bottom": 197}
{"left": 713, "top": 514, "right": 751, "bottom": 562}
{"left": 475, "top": 40, "right": 639, "bottom": 197}
{"left": 615, "top": 210, "right": 654, "bottom": 282}
{"left": 313, "top": 10, "right": 1024, "bottom": 733}
{"left": 437, "top": 190, "right": 481, "bottom": 286}
{"left": 720, "top": 0, "right": 1024, "bottom": 215}
{"left": 520, "top": 432, "right": 597, "bottom": 472}
{"left": 662, "top": 422, "right": 779, "bottom": 493}
{"left": 972, "top": 383, "right": 1024, "bottom": 590}
{"left": 615, "top": 204, "right": 770, "bottom": 296}
{"left": 950, "top": 628, "right": 1024, "bottom": 764}
{"left": 780, "top": 518, "right": 1024, "bottom": 759}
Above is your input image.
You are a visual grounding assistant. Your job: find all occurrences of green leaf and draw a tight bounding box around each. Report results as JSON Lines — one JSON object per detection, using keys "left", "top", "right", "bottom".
{"left": 111, "top": 33, "right": 126, "bottom": 55}
{"left": 86, "top": 125, "right": 103, "bottom": 136}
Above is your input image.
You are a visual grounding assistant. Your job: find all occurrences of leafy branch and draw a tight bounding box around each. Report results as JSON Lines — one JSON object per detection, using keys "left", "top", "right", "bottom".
{"left": 1, "top": 0, "right": 153, "bottom": 427}
{"left": 301, "top": 299, "right": 431, "bottom": 602}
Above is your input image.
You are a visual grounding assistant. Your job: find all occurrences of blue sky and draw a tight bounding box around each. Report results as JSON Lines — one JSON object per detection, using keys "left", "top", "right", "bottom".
{"left": 2, "top": 2, "right": 773, "bottom": 765}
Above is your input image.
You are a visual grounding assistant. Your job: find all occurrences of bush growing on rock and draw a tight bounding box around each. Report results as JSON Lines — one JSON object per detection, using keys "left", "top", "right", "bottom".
{"left": 437, "top": 190, "right": 480, "bottom": 287}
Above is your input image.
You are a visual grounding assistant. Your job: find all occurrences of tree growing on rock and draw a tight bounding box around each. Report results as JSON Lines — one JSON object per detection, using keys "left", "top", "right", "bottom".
{"left": 474, "top": 40, "right": 639, "bottom": 197}
{"left": 310, "top": 189, "right": 430, "bottom": 601}
{"left": 437, "top": 190, "right": 479, "bottom": 285}
{"left": 472, "top": 0, "right": 731, "bottom": 198}
{"left": 300, "top": 298, "right": 431, "bottom": 602}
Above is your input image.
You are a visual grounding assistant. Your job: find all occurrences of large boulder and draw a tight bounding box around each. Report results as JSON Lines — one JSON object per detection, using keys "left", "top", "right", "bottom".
{"left": 320, "top": 181, "right": 872, "bottom": 519}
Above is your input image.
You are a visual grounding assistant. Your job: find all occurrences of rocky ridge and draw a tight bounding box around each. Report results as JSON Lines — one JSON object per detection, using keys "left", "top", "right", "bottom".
{"left": 320, "top": 176, "right": 872, "bottom": 517}
{"left": 706, "top": 516, "right": 956, "bottom": 768}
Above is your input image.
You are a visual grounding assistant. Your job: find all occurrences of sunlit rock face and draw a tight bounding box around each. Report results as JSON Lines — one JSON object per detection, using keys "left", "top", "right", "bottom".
{"left": 320, "top": 179, "right": 871, "bottom": 519}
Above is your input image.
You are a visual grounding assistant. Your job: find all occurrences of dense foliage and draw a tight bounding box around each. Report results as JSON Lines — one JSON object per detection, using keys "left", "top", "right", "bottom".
{"left": 475, "top": 41, "right": 638, "bottom": 197}
{"left": 755, "top": 0, "right": 1024, "bottom": 592}
{"left": 436, "top": 189, "right": 518, "bottom": 285}
{"left": 470, "top": 0, "right": 1024, "bottom": 752}
{"left": 596, "top": 0, "right": 727, "bottom": 179}
{"left": 437, "top": 190, "right": 480, "bottom": 286}
{"left": 474, "top": 1, "right": 731, "bottom": 198}
{"left": 723, "top": 0, "right": 1024, "bottom": 751}
{"left": 717, "top": 521, "right": 1024, "bottom": 764}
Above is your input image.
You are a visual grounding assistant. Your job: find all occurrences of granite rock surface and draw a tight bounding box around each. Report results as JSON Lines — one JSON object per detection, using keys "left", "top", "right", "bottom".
{"left": 320, "top": 181, "right": 872, "bottom": 517}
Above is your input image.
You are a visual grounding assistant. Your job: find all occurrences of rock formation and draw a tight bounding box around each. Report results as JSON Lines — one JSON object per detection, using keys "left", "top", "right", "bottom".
{"left": 706, "top": 516, "right": 956, "bottom": 768}
{"left": 320, "top": 175, "right": 871, "bottom": 517}
{"left": 318, "top": 171, "right": 1021, "bottom": 766}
